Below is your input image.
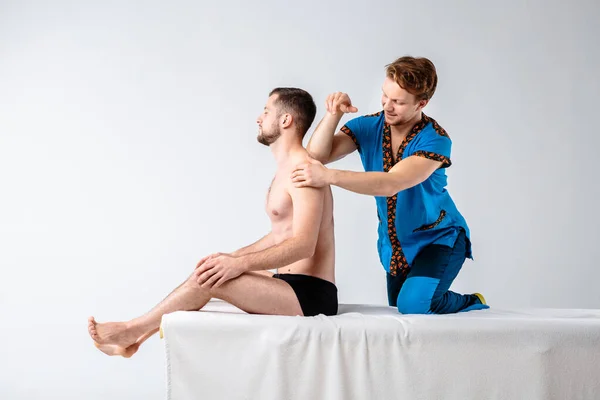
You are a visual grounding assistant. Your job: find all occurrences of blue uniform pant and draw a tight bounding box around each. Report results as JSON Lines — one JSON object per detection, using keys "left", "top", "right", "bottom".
{"left": 387, "top": 229, "right": 489, "bottom": 314}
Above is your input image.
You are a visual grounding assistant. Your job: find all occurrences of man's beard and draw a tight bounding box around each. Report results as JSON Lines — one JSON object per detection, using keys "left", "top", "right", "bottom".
{"left": 257, "top": 125, "right": 282, "bottom": 146}
{"left": 385, "top": 116, "right": 407, "bottom": 126}
{"left": 384, "top": 112, "right": 415, "bottom": 127}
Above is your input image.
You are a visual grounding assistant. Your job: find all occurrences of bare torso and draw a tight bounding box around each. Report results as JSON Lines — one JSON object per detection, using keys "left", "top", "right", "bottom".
{"left": 266, "top": 154, "right": 335, "bottom": 283}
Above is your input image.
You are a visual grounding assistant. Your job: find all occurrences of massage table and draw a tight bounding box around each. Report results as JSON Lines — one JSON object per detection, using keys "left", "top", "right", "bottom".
{"left": 160, "top": 300, "right": 600, "bottom": 400}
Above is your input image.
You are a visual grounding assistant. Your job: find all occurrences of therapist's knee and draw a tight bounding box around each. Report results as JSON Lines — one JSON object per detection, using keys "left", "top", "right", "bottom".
{"left": 396, "top": 286, "right": 431, "bottom": 314}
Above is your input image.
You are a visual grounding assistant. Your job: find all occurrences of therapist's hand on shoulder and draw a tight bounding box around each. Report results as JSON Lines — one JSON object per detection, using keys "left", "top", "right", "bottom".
{"left": 326, "top": 92, "right": 358, "bottom": 115}
{"left": 291, "top": 159, "right": 330, "bottom": 188}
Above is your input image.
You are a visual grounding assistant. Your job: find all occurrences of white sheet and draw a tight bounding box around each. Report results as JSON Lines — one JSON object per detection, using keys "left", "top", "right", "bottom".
{"left": 161, "top": 300, "right": 600, "bottom": 400}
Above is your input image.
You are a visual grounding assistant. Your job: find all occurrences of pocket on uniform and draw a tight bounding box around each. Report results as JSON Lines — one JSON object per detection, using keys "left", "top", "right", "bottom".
{"left": 413, "top": 210, "right": 447, "bottom": 232}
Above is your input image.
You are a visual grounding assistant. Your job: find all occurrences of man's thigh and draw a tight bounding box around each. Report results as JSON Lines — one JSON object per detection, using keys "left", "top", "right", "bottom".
{"left": 210, "top": 272, "right": 303, "bottom": 316}
{"left": 402, "top": 231, "right": 467, "bottom": 302}
{"left": 387, "top": 243, "right": 454, "bottom": 307}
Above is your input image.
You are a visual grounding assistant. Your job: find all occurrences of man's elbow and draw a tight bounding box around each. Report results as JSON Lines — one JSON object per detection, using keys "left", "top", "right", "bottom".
{"left": 300, "top": 244, "right": 316, "bottom": 259}
{"left": 295, "top": 237, "right": 317, "bottom": 259}
{"left": 383, "top": 180, "right": 403, "bottom": 197}
{"left": 306, "top": 148, "right": 329, "bottom": 164}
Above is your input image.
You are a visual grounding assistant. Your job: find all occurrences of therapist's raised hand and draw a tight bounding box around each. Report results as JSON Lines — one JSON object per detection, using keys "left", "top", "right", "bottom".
{"left": 326, "top": 92, "right": 358, "bottom": 115}
{"left": 292, "top": 159, "right": 330, "bottom": 188}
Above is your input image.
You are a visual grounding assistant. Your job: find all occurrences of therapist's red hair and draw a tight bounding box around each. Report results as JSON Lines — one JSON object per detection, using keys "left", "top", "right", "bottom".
{"left": 386, "top": 56, "right": 438, "bottom": 101}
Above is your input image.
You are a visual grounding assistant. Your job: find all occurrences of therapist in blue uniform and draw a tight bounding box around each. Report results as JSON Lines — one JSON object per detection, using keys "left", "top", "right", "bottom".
{"left": 292, "top": 56, "right": 489, "bottom": 314}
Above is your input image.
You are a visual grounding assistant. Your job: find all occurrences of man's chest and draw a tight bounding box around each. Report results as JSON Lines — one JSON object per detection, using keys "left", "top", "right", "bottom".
{"left": 391, "top": 130, "right": 417, "bottom": 163}
{"left": 265, "top": 176, "right": 292, "bottom": 220}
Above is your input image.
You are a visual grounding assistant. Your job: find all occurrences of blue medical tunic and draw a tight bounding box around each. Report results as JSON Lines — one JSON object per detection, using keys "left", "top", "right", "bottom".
{"left": 341, "top": 111, "right": 472, "bottom": 277}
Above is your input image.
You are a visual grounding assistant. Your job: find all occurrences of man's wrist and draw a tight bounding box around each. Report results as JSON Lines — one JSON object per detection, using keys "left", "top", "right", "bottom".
{"left": 325, "top": 111, "right": 345, "bottom": 122}
{"left": 236, "top": 254, "right": 251, "bottom": 271}
{"left": 327, "top": 169, "right": 340, "bottom": 186}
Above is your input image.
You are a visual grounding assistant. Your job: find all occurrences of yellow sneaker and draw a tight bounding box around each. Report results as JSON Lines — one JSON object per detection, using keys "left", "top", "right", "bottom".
{"left": 473, "top": 292, "right": 486, "bottom": 305}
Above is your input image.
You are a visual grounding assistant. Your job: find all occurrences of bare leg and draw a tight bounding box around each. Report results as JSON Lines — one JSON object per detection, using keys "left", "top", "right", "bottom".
{"left": 211, "top": 271, "right": 301, "bottom": 316}
{"left": 88, "top": 271, "right": 301, "bottom": 351}
{"left": 89, "top": 271, "right": 212, "bottom": 348}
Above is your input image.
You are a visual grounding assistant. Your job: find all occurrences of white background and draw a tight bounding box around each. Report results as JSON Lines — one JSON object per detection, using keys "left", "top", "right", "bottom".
{"left": 1, "top": 0, "right": 598, "bottom": 398}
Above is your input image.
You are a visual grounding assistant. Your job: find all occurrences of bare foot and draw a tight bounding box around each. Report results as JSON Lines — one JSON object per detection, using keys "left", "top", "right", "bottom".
{"left": 88, "top": 316, "right": 140, "bottom": 348}
{"left": 89, "top": 324, "right": 159, "bottom": 358}
{"left": 94, "top": 342, "right": 141, "bottom": 358}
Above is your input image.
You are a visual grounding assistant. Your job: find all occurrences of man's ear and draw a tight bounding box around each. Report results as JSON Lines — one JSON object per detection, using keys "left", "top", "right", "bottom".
{"left": 417, "top": 99, "right": 429, "bottom": 110}
{"left": 281, "top": 113, "right": 293, "bottom": 129}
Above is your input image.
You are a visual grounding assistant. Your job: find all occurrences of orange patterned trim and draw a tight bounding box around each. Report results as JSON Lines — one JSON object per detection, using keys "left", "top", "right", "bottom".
{"left": 340, "top": 125, "right": 359, "bottom": 149}
{"left": 413, "top": 151, "right": 452, "bottom": 168}
{"left": 413, "top": 210, "right": 447, "bottom": 232}
{"left": 430, "top": 118, "right": 449, "bottom": 137}
{"left": 383, "top": 115, "right": 429, "bottom": 277}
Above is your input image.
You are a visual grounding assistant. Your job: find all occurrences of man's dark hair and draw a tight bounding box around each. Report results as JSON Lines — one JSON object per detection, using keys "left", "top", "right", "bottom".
{"left": 269, "top": 87, "right": 317, "bottom": 138}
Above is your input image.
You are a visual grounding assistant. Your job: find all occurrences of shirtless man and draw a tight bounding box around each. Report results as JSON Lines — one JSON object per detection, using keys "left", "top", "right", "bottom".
{"left": 88, "top": 87, "right": 337, "bottom": 357}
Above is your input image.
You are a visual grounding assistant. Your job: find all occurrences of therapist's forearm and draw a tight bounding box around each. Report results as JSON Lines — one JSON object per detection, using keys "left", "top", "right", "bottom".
{"left": 328, "top": 169, "right": 411, "bottom": 197}
{"left": 306, "top": 113, "right": 344, "bottom": 162}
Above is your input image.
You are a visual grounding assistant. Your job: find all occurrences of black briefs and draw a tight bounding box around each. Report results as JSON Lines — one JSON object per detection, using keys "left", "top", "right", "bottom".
{"left": 273, "top": 273, "right": 338, "bottom": 316}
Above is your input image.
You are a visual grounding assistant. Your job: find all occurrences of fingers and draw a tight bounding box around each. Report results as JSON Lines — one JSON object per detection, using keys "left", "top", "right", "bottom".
{"left": 293, "top": 163, "right": 307, "bottom": 172}
{"left": 340, "top": 104, "right": 358, "bottom": 113}
{"left": 195, "top": 255, "right": 211, "bottom": 269}
{"left": 338, "top": 93, "right": 356, "bottom": 113}
{"left": 332, "top": 92, "right": 343, "bottom": 115}
{"left": 195, "top": 258, "right": 218, "bottom": 280}
{"left": 327, "top": 93, "right": 336, "bottom": 114}
{"left": 290, "top": 170, "right": 305, "bottom": 181}
{"left": 290, "top": 168, "right": 308, "bottom": 184}
{"left": 291, "top": 164, "right": 308, "bottom": 179}
{"left": 197, "top": 267, "right": 218, "bottom": 286}
{"left": 326, "top": 92, "right": 339, "bottom": 115}
{"left": 201, "top": 269, "right": 222, "bottom": 289}
{"left": 327, "top": 92, "right": 355, "bottom": 115}
{"left": 212, "top": 275, "right": 230, "bottom": 289}
{"left": 196, "top": 251, "right": 228, "bottom": 270}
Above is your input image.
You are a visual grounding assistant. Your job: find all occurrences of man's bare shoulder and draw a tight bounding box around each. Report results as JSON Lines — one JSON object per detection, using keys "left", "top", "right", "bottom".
{"left": 287, "top": 148, "right": 312, "bottom": 168}
{"left": 284, "top": 150, "right": 325, "bottom": 196}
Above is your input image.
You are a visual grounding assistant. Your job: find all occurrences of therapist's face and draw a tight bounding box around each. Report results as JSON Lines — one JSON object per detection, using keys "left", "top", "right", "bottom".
{"left": 381, "top": 76, "right": 427, "bottom": 126}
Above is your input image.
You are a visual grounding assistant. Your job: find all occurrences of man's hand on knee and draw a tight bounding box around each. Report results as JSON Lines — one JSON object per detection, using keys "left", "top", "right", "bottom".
{"left": 195, "top": 252, "right": 230, "bottom": 270}
{"left": 194, "top": 254, "right": 246, "bottom": 289}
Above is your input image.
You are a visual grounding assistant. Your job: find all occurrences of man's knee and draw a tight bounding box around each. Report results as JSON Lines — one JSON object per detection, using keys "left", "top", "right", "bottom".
{"left": 185, "top": 271, "right": 211, "bottom": 292}
{"left": 396, "top": 278, "right": 437, "bottom": 314}
{"left": 396, "top": 291, "right": 430, "bottom": 314}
